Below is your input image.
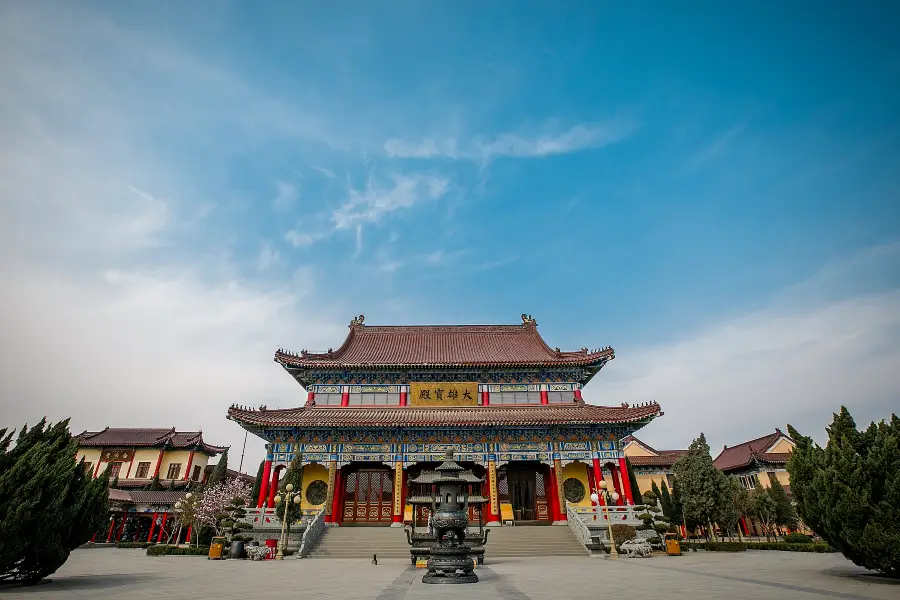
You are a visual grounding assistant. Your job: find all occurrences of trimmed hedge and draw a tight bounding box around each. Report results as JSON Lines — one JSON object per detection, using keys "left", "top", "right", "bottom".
{"left": 146, "top": 545, "right": 211, "bottom": 557}
{"left": 117, "top": 542, "right": 153, "bottom": 549}
{"left": 782, "top": 533, "right": 814, "bottom": 544}
{"left": 682, "top": 541, "right": 836, "bottom": 553}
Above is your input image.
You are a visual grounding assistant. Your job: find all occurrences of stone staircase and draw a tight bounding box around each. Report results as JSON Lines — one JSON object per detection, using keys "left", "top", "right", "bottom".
{"left": 486, "top": 525, "right": 587, "bottom": 557}
{"left": 308, "top": 525, "right": 587, "bottom": 559}
{"left": 308, "top": 527, "right": 410, "bottom": 559}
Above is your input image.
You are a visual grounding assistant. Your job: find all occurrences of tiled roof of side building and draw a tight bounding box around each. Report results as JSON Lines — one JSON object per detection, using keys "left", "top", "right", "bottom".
{"left": 275, "top": 314, "right": 615, "bottom": 368}
{"left": 623, "top": 435, "right": 687, "bottom": 459}
{"left": 227, "top": 401, "right": 662, "bottom": 428}
{"left": 627, "top": 454, "right": 685, "bottom": 466}
{"left": 713, "top": 430, "right": 791, "bottom": 471}
{"left": 75, "top": 427, "right": 227, "bottom": 454}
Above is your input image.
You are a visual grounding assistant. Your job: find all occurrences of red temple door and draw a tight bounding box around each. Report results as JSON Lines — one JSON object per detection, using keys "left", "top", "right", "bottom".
{"left": 342, "top": 469, "right": 394, "bottom": 524}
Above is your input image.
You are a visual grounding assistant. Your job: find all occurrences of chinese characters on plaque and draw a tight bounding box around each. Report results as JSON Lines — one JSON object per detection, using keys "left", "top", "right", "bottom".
{"left": 409, "top": 382, "right": 479, "bottom": 406}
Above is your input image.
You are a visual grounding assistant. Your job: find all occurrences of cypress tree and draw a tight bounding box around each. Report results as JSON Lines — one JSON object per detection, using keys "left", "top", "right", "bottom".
{"left": 250, "top": 460, "right": 264, "bottom": 502}
{"left": 672, "top": 433, "right": 728, "bottom": 540}
{"left": 0, "top": 419, "right": 109, "bottom": 583}
{"left": 660, "top": 482, "right": 676, "bottom": 520}
{"left": 275, "top": 455, "right": 304, "bottom": 534}
{"left": 650, "top": 480, "right": 663, "bottom": 508}
{"left": 625, "top": 457, "right": 643, "bottom": 504}
{"left": 206, "top": 448, "right": 229, "bottom": 488}
{"left": 148, "top": 473, "right": 162, "bottom": 491}
{"left": 766, "top": 474, "right": 797, "bottom": 529}
{"left": 788, "top": 407, "right": 899, "bottom": 577}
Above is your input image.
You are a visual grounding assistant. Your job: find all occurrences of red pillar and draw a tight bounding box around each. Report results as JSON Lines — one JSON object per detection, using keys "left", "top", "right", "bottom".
{"left": 540, "top": 386, "right": 549, "bottom": 405}
{"left": 739, "top": 517, "right": 749, "bottom": 536}
{"left": 125, "top": 449, "right": 136, "bottom": 478}
{"left": 147, "top": 511, "right": 159, "bottom": 542}
{"left": 486, "top": 466, "right": 499, "bottom": 523}
{"left": 399, "top": 390, "right": 407, "bottom": 406}
{"left": 93, "top": 460, "right": 102, "bottom": 478}
{"left": 307, "top": 389, "right": 315, "bottom": 403}
{"left": 183, "top": 451, "right": 195, "bottom": 481}
{"left": 548, "top": 466, "right": 562, "bottom": 521}
{"left": 106, "top": 516, "right": 116, "bottom": 542}
{"left": 116, "top": 515, "right": 127, "bottom": 542}
{"left": 152, "top": 448, "right": 165, "bottom": 478}
{"left": 482, "top": 390, "right": 490, "bottom": 406}
{"left": 331, "top": 468, "right": 343, "bottom": 524}
{"left": 267, "top": 467, "right": 281, "bottom": 508}
{"left": 609, "top": 463, "right": 624, "bottom": 505}
{"left": 341, "top": 387, "right": 350, "bottom": 406}
{"left": 157, "top": 512, "right": 168, "bottom": 543}
{"left": 257, "top": 459, "right": 272, "bottom": 508}
{"left": 574, "top": 388, "right": 582, "bottom": 401}
{"left": 186, "top": 524, "right": 193, "bottom": 544}
{"left": 618, "top": 457, "right": 634, "bottom": 504}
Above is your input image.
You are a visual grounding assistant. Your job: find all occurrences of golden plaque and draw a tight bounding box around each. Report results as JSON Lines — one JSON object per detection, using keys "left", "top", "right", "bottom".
{"left": 409, "top": 382, "right": 479, "bottom": 406}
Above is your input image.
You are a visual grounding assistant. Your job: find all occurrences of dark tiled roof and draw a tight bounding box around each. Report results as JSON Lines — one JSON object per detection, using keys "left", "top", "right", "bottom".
{"left": 114, "top": 479, "right": 190, "bottom": 489}
{"left": 714, "top": 430, "right": 792, "bottom": 471}
{"left": 203, "top": 464, "right": 255, "bottom": 484}
{"left": 275, "top": 316, "right": 615, "bottom": 368}
{"left": 75, "top": 428, "right": 226, "bottom": 454}
{"left": 106, "top": 489, "right": 188, "bottom": 505}
{"left": 754, "top": 452, "right": 791, "bottom": 465}
{"left": 227, "top": 402, "right": 661, "bottom": 428}
{"left": 628, "top": 454, "right": 684, "bottom": 467}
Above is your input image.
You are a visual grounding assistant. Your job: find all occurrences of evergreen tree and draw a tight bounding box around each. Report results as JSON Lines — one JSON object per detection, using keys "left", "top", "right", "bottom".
{"left": 625, "top": 457, "right": 643, "bottom": 504}
{"left": 148, "top": 473, "right": 162, "bottom": 491}
{"left": 672, "top": 433, "right": 728, "bottom": 540}
{"left": 660, "top": 482, "right": 676, "bottom": 521}
{"left": 787, "top": 407, "right": 899, "bottom": 577}
{"left": 717, "top": 477, "right": 748, "bottom": 540}
{"left": 650, "top": 480, "right": 663, "bottom": 508}
{"left": 0, "top": 419, "right": 109, "bottom": 583}
{"left": 250, "top": 460, "right": 265, "bottom": 503}
{"left": 748, "top": 487, "right": 778, "bottom": 540}
{"left": 206, "top": 448, "right": 229, "bottom": 488}
{"left": 766, "top": 474, "right": 797, "bottom": 530}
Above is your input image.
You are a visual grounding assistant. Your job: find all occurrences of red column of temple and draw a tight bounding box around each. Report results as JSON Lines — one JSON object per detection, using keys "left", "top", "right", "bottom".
{"left": 157, "top": 513, "right": 168, "bottom": 543}
{"left": 547, "top": 466, "right": 561, "bottom": 521}
{"left": 257, "top": 459, "right": 272, "bottom": 508}
{"left": 574, "top": 388, "right": 582, "bottom": 401}
{"left": 147, "top": 511, "right": 159, "bottom": 542}
{"left": 106, "top": 516, "right": 116, "bottom": 542}
{"left": 307, "top": 389, "right": 315, "bottom": 403}
{"left": 585, "top": 464, "right": 598, "bottom": 521}
{"left": 609, "top": 463, "right": 624, "bottom": 505}
{"left": 152, "top": 448, "right": 166, "bottom": 478}
{"left": 267, "top": 467, "right": 282, "bottom": 508}
{"left": 482, "top": 389, "right": 490, "bottom": 406}
{"left": 618, "top": 457, "right": 634, "bottom": 504}
{"left": 399, "top": 390, "right": 407, "bottom": 406}
{"left": 91, "top": 533, "right": 97, "bottom": 543}
{"left": 186, "top": 524, "right": 193, "bottom": 544}
{"left": 330, "top": 469, "right": 343, "bottom": 525}
{"left": 341, "top": 386, "right": 350, "bottom": 407}
{"left": 116, "top": 516, "right": 126, "bottom": 542}
{"left": 93, "top": 460, "right": 102, "bottom": 478}
{"left": 183, "top": 450, "right": 195, "bottom": 481}
{"left": 540, "top": 385, "right": 549, "bottom": 405}
{"left": 739, "top": 517, "right": 749, "bottom": 536}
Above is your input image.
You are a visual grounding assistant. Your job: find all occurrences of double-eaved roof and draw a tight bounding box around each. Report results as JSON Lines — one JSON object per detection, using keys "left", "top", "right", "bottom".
{"left": 275, "top": 314, "right": 615, "bottom": 371}
{"left": 227, "top": 401, "right": 662, "bottom": 429}
{"left": 74, "top": 427, "right": 226, "bottom": 455}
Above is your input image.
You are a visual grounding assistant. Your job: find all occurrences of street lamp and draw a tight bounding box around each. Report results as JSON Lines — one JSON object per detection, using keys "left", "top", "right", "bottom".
{"left": 590, "top": 481, "right": 620, "bottom": 559}
{"left": 274, "top": 483, "right": 302, "bottom": 560}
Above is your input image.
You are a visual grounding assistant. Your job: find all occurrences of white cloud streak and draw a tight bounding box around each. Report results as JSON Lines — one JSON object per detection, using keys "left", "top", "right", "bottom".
{"left": 332, "top": 173, "right": 450, "bottom": 230}
{"left": 384, "top": 119, "right": 638, "bottom": 162}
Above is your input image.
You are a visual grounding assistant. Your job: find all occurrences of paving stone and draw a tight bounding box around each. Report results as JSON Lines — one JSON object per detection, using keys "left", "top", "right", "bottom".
{"left": 0, "top": 548, "right": 897, "bottom": 600}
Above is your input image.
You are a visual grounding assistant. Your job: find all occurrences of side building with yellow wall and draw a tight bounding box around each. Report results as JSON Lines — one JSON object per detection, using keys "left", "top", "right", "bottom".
{"left": 622, "top": 435, "right": 686, "bottom": 495}
{"left": 713, "top": 429, "right": 795, "bottom": 492}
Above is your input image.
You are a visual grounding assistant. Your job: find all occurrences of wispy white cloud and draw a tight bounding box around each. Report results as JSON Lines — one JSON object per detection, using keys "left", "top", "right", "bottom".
{"left": 273, "top": 181, "right": 299, "bottom": 210}
{"left": 284, "top": 229, "right": 327, "bottom": 248}
{"left": 384, "top": 119, "right": 638, "bottom": 163}
{"left": 473, "top": 256, "right": 520, "bottom": 271}
{"left": 687, "top": 121, "right": 748, "bottom": 169}
{"left": 354, "top": 225, "right": 363, "bottom": 258}
{"left": 309, "top": 165, "right": 337, "bottom": 179}
{"left": 257, "top": 241, "right": 280, "bottom": 270}
{"left": 332, "top": 173, "right": 450, "bottom": 230}
{"left": 596, "top": 244, "right": 900, "bottom": 453}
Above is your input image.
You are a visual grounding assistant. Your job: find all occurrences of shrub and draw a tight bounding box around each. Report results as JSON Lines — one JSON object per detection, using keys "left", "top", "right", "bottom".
{"left": 682, "top": 541, "right": 747, "bottom": 552}
{"left": 782, "top": 532, "right": 814, "bottom": 544}
{"left": 117, "top": 542, "right": 153, "bottom": 549}
{"left": 652, "top": 522, "right": 669, "bottom": 534}
{"left": 146, "top": 545, "right": 211, "bottom": 557}
{"left": 746, "top": 542, "right": 836, "bottom": 553}
{"left": 611, "top": 524, "right": 636, "bottom": 542}
{"left": 647, "top": 537, "right": 661, "bottom": 545}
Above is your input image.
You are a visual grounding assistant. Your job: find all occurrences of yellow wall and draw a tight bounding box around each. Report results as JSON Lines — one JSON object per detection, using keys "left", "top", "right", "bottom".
{"left": 635, "top": 474, "right": 671, "bottom": 496}
{"left": 623, "top": 443, "right": 655, "bottom": 457}
{"left": 76, "top": 447, "right": 214, "bottom": 482}
{"left": 768, "top": 438, "right": 795, "bottom": 454}
{"left": 299, "top": 463, "right": 329, "bottom": 510}
{"left": 561, "top": 462, "right": 593, "bottom": 507}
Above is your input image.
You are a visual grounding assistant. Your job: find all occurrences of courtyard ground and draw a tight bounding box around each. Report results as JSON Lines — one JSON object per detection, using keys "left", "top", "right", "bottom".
{"left": 1, "top": 548, "right": 897, "bottom": 600}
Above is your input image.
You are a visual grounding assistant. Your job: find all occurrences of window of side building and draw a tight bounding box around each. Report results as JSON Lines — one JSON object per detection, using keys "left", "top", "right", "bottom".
{"left": 192, "top": 465, "right": 202, "bottom": 481}
{"left": 135, "top": 462, "right": 151, "bottom": 478}
{"left": 109, "top": 462, "right": 122, "bottom": 479}
{"left": 166, "top": 463, "right": 182, "bottom": 479}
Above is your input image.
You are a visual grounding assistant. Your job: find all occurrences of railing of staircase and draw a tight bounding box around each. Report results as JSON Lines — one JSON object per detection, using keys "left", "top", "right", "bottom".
{"left": 569, "top": 504, "right": 641, "bottom": 524}
{"left": 298, "top": 506, "right": 326, "bottom": 558}
{"left": 566, "top": 502, "right": 593, "bottom": 547}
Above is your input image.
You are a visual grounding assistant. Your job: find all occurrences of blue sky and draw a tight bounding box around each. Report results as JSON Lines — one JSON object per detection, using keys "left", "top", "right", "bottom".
{"left": 1, "top": 1, "right": 898, "bottom": 470}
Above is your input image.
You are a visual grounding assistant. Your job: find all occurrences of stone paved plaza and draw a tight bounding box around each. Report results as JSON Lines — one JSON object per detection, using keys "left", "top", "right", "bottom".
{"left": 1, "top": 549, "right": 898, "bottom": 600}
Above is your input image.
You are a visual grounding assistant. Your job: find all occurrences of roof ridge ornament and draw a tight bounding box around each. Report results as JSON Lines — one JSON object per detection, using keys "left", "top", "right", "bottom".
{"left": 521, "top": 313, "right": 537, "bottom": 326}
{"left": 350, "top": 314, "right": 365, "bottom": 327}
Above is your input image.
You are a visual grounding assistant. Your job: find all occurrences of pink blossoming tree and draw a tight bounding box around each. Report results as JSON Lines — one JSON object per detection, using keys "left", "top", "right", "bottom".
{"left": 194, "top": 478, "right": 252, "bottom": 537}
